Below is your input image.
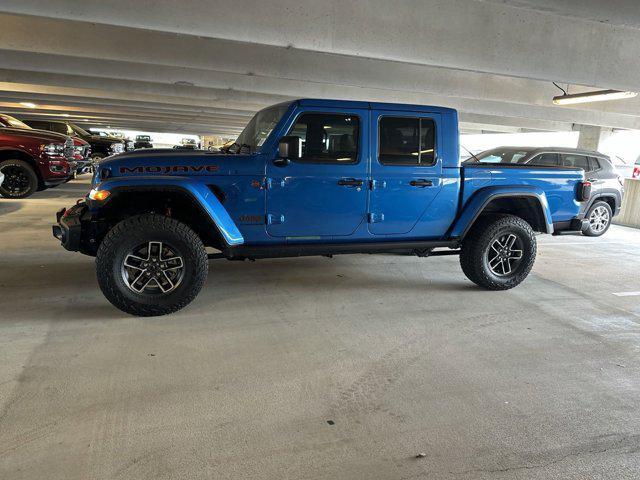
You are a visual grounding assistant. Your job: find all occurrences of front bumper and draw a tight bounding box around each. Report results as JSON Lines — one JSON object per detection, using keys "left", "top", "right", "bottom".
{"left": 53, "top": 203, "right": 87, "bottom": 251}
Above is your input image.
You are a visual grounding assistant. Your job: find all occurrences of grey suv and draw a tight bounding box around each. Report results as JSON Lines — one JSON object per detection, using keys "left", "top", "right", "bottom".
{"left": 467, "top": 147, "right": 624, "bottom": 237}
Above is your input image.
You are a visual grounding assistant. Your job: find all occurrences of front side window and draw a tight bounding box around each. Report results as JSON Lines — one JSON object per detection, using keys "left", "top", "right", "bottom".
{"left": 529, "top": 153, "right": 559, "bottom": 167}
{"left": 562, "top": 154, "right": 590, "bottom": 171}
{"left": 288, "top": 113, "right": 359, "bottom": 163}
{"left": 379, "top": 117, "right": 435, "bottom": 166}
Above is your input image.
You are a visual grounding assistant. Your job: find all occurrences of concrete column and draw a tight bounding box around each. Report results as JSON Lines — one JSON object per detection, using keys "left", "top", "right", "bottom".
{"left": 573, "top": 124, "right": 615, "bottom": 152}
{"left": 573, "top": 124, "right": 600, "bottom": 150}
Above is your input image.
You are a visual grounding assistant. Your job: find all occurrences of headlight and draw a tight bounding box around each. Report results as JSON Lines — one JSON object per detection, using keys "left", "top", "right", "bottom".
{"left": 111, "top": 143, "right": 124, "bottom": 154}
{"left": 88, "top": 188, "right": 110, "bottom": 201}
{"left": 41, "top": 143, "right": 64, "bottom": 156}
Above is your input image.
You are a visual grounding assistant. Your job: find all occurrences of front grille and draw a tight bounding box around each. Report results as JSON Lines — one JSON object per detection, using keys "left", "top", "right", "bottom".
{"left": 64, "top": 137, "right": 75, "bottom": 160}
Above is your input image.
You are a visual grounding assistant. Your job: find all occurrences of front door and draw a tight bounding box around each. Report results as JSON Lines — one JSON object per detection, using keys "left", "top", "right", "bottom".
{"left": 368, "top": 111, "right": 444, "bottom": 235}
{"left": 266, "top": 109, "right": 368, "bottom": 238}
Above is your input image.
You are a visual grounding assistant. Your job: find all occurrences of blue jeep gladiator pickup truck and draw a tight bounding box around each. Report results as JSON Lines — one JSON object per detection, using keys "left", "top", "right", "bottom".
{"left": 53, "top": 99, "right": 591, "bottom": 316}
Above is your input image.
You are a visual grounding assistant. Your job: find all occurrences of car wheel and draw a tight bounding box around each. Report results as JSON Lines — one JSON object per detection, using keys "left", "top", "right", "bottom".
{"left": 96, "top": 214, "right": 209, "bottom": 316}
{"left": 583, "top": 201, "right": 612, "bottom": 237}
{"left": 0, "top": 159, "right": 39, "bottom": 199}
{"left": 460, "top": 214, "right": 537, "bottom": 290}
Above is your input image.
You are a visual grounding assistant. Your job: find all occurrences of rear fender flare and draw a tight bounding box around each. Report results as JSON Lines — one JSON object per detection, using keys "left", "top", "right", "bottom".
{"left": 97, "top": 176, "right": 244, "bottom": 246}
{"left": 450, "top": 186, "right": 553, "bottom": 238}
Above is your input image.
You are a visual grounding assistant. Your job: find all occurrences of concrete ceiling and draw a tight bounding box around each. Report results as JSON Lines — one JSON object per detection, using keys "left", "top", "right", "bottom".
{"left": 0, "top": 0, "right": 639, "bottom": 135}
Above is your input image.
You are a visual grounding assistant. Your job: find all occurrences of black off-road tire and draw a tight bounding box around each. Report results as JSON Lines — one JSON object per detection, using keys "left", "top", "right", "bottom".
{"left": 460, "top": 214, "right": 537, "bottom": 290}
{"left": 96, "top": 214, "right": 208, "bottom": 316}
{"left": 0, "top": 159, "right": 39, "bottom": 199}
{"left": 582, "top": 200, "right": 612, "bottom": 237}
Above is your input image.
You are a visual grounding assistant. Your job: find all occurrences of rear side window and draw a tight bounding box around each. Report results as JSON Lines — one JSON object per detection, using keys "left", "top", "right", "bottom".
{"left": 562, "top": 154, "right": 590, "bottom": 171}
{"left": 589, "top": 157, "right": 602, "bottom": 171}
{"left": 27, "top": 120, "right": 49, "bottom": 130}
{"left": 528, "top": 153, "right": 559, "bottom": 167}
{"left": 288, "top": 113, "right": 359, "bottom": 164}
{"left": 51, "top": 122, "right": 70, "bottom": 135}
{"left": 379, "top": 117, "right": 436, "bottom": 166}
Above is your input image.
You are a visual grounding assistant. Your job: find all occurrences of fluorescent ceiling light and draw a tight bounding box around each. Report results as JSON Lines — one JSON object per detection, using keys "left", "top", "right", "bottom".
{"left": 61, "top": 113, "right": 70, "bottom": 117}
{"left": 20, "top": 102, "right": 37, "bottom": 108}
{"left": 553, "top": 89, "right": 637, "bottom": 105}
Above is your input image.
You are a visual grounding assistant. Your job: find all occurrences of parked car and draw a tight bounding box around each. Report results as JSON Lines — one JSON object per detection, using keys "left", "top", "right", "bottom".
{"left": 609, "top": 155, "right": 636, "bottom": 179}
{"left": 467, "top": 147, "right": 623, "bottom": 237}
{"left": 22, "top": 119, "right": 125, "bottom": 161}
{"left": 108, "top": 132, "right": 135, "bottom": 151}
{"left": 179, "top": 138, "right": 197, "bottom": 149}
{"left": 0, "top": 114, "right": 75, "bottom": 198}
{"left": 134, "top": 135, "right": 153, "bottom": 149}
{"left": 53, "top": 99, "right": 591, "bottom": 316}
{"left": 633, "top": 156, "right": 640, "bottom": 179}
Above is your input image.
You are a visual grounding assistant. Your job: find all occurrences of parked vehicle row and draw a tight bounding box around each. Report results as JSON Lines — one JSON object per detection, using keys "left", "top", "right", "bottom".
{"left": 0, "top": 114, "right": 77, "bottom": 198}
{"left": 0, "top": 114, "right": 161, "bottom": 198}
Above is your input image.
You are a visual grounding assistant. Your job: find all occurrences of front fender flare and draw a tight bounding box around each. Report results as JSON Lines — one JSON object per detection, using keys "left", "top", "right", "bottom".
{"left": 96, "top": 176, "right": 244, "bottom": 246}
{"left": 449, "top": 185, "right": 554, "bottom": 238}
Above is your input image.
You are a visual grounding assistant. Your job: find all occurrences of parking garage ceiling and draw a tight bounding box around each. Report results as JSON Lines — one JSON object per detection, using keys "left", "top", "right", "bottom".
{"left": 1, "top": 0, "right": 640, "bottom": 135}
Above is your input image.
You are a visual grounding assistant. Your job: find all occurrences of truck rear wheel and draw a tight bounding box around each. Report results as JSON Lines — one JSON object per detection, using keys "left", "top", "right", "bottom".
{"left": 0, "top": 159, "right": 39, "bottom": 199}
{"left": 460, "top": 214, "right": 536, "bottom": 290}
{"left": 96, "top": 214, "right": 208, "bottom": 316}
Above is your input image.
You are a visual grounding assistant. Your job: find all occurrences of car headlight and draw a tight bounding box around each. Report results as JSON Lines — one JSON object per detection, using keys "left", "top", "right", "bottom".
{"left": 41, "top": 143, "right": 64, "bottom": 156}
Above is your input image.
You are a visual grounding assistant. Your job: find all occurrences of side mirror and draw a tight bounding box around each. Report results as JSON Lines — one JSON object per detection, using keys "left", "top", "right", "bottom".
{"left": 278, "top": 135, "right": 302, "bottom": 161}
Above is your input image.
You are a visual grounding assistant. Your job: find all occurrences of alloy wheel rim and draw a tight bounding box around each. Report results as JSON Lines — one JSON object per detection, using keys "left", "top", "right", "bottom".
{"left": 1, "top": 166, "right": 30, "bottom": 195}
{"left": 589, "top": 206, "right": 610, "bottom": 233}
{"left": 486, "top": 233, "right": 524, "bottom": 277}
{"left": 121, "top": 241, "right": 185, "bottom": 294}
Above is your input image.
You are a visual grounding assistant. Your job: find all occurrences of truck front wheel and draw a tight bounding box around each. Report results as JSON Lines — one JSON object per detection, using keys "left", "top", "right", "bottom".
{"left": 0, "top": 159, "right": 39, "bottom": 199}
{"left": 96, "top": 214, "right": 208, "bottom": 316}
{"left": 460, "top": 214, "right": 537, "bottom": 290}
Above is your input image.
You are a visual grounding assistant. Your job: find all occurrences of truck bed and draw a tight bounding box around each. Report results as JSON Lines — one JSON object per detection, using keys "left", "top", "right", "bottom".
{"left": 462, "top": 163, "right": 584, "bottom": 222}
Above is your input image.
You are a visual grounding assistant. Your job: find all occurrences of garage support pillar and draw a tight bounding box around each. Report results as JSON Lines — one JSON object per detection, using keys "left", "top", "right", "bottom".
{"left": 572, "top": 124, "right": 613, "bottom": 151}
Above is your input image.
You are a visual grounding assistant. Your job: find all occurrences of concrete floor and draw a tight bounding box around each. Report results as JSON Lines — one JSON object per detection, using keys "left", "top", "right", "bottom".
{"left": 2, "top": 178, "right": 640, "bottom": 480}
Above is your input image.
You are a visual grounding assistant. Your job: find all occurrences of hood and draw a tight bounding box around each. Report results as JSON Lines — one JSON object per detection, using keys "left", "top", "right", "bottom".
{"left": 90, "top": 135, "right": 123, "bottom": 145}
{"left": 2, "top": 127, "right": 69, "bottom": 143}
{"left": 96, "top": 150, "right": 261, "bottom": 182}
{"left": 72, "top": 137, "right": 89, "bottom": 146}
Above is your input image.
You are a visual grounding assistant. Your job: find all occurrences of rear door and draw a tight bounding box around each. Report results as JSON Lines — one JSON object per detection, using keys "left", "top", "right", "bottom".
{"left": 562, "top": 152, "right": 599, "bottom": 191}
{"left": 368, "top": 111, "right": 444, "bottom": 235}
{"left": 265, "top": 108, "right": 368, "bottom": 238}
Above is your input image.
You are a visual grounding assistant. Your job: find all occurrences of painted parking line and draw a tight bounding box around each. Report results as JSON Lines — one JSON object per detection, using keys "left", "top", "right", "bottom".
{"left": 541, "top": 241, "right": 622, "bottom": 246}
{"left": 612, "top": 292, "right": 640, "bottom": 297}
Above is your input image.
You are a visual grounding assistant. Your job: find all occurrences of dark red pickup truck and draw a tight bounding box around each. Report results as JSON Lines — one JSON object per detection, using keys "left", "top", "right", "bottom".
{"left": 0, "top": 114, "right": 76, "bottom": 198}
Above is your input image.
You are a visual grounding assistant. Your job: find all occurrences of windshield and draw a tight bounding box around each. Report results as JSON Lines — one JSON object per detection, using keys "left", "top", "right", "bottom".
{"left": 233, "top": 102, "right": 291, "bottom": 153}
{"left": 472, "top": 149, "right": 530, "bottom": 164}
{"left": 2, "top": 115, "right": 32, "bottom": 130}
{"left": 68, "top": 123, "right": 90, "bottom": 137}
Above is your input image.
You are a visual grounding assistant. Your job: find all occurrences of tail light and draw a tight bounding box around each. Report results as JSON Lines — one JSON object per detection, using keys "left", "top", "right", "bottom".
{"left": 577, "top": 181, "right": 591, "bottom": 201}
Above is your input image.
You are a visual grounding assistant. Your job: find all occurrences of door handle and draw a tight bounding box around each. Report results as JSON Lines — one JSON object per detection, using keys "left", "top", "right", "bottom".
{"left": 338, "top": 178, "right": 364, "bottom": 187}
{"left": 409, "top": 179, "right": 433, "bottom": 187}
